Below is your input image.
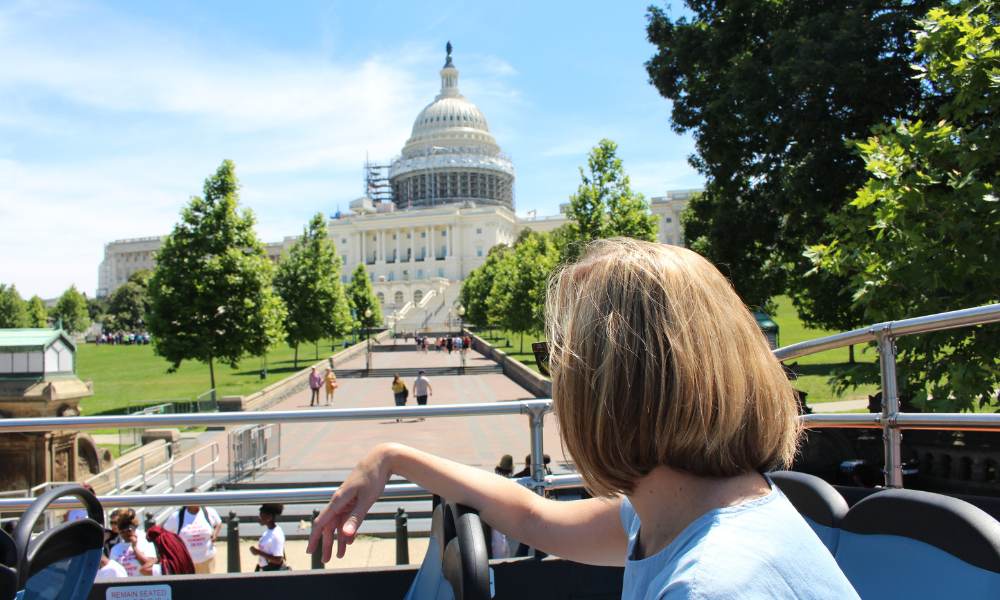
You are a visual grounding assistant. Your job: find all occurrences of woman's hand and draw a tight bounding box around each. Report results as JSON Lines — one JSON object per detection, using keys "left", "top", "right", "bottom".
{"left": 249, "top": 546, "right": 260, "bottom": 556}
{"left": 307, "top": 443, "right": 394, "bottom": 562}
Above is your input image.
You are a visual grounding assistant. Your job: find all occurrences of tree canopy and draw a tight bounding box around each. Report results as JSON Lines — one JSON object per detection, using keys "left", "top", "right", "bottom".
{"left": 559, "top": 139, "right": 657, "bottom": 261}
{"left": 0, "top": 284, "right": 30, "bottom": 328}
{"left": 106, "top": 270, "right": 152, "bottom": 331}
{"left": 646, "top": 1, "right": 928, "bottom": 314}
{"left": 345, "top": 263, "right": 382, "bottom": 330}
{"left": 459, "top": 244, "right": 512, "bottom": 328}
{"left": 26, "top": 296, "right": 48, "bottom": 328}
{"left": 811, "top": 0, "right": 1000, "bottom": 412}
{"left": 487, "top": 230, "right": 560, "bottom": 352}
{"left": 274, "top": 213, "right": 352, "bottom": 366}
{"left": 147, "top": 160, "right": 286, "bottom": 390}
{"left": 52, "top": 285, "right": 91, "bottom": 334}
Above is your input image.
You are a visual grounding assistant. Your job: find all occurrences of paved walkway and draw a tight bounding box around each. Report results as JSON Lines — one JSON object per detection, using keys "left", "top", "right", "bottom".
{"left": 229, "top": 343, "right": 567, "bottom": 480}
{"left": 810, "top": 398, "right": 869, "bottom": 413}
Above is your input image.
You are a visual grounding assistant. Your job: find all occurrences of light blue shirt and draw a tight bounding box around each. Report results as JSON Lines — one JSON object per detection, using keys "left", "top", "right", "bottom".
{"left": 620, "top": 480, "right": 859, "bottom": 599}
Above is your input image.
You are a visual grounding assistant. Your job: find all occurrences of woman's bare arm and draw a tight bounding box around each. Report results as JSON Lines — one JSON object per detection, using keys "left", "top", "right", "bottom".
{"left": 307, "top": 443, "right": 626, "bottom": 566}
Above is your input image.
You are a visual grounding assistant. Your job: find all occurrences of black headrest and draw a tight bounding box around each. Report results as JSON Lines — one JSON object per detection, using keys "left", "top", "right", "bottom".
{"left": 770, "top": 471, "right": 848, "bottom": 528}
{"left": 841, "top": 488, "right": 1000, "bottom": 573}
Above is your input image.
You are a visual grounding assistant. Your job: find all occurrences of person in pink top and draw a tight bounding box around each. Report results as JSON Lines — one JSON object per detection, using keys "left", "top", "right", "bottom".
{"left": 308, "top": 367, "right": 322, "bottom": 407}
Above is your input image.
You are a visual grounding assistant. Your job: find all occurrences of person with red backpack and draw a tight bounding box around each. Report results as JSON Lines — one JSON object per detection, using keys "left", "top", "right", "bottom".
{"left": 145, "top": 526, "right": 195, "bottom": 575}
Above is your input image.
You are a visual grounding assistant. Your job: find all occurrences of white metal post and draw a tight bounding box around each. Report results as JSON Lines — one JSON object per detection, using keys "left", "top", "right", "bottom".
{"left": 877, "top": 330, "right": 904, "bottom": 488}
{"left": 527, "top": 407, "right": 547, "bottom": 495}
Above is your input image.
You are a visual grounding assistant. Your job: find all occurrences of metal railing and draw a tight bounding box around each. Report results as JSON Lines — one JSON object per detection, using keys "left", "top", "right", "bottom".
{"left": 228, "top": 423, "right": 280, "bottom": 482}
{"left": 0, "top": 304, "right": 996, "bottom": 509}
{"left": 782, "top": 303, "right": 1000, "bottom": 488}
{"left": 0, "top": 400, "right": 553, "bottom": 513}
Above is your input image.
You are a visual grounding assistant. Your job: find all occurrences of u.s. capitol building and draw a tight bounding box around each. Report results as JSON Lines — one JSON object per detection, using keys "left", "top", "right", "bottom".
{"left": 98, "top": 46, "right": 696, "bottom": 330}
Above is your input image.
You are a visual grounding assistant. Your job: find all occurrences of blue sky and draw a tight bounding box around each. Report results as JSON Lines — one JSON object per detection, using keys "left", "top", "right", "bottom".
{"left": 0, "top": 0, "right": 700, "bottom": 298}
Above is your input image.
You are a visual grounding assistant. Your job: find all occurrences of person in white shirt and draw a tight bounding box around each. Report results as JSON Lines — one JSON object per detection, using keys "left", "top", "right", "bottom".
{"left": 94, "top": 556, "right": 128, "bottom": 581}
{"left": 108, "top": 510, "right": 160, "bottom": 577}
{"left": 163, "top": 494, "right": 222, "bottom": 575}
{"left": 412, "top": 371, "right": 432, "bottom": 407}
{"left": 250, "top": 503, "right": 286, "bottom": 571}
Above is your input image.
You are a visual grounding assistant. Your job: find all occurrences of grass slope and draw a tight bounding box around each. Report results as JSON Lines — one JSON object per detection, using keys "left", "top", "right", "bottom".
{"left": 76, "top": 337, "right": 350, "bottom": 415}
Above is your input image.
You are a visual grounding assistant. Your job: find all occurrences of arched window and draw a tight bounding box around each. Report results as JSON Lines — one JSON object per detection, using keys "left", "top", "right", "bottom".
{"left": 377, "top": 292, "right": 385, "bottom": 305}
{"left": 394, "top": 291, "right": 404, "bottom": 305}
{"left": 414, "top": 290, "right": 424, "bottom": 304}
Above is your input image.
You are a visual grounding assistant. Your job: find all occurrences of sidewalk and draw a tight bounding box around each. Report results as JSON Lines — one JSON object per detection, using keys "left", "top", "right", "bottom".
{"left": 212, "top": 536, "right": 430, "bottom": 572}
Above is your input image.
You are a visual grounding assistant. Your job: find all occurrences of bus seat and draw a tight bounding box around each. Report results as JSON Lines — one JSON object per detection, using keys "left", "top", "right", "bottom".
{"left": 404, "top": 500, "right": 488, "bottom": 600}
{"left": 13, "top": 484, "right": 105, "bottom": 600}
{"left": 770, "top": 471, "right": 847, "bottom": 554}
{"left": 0, "top": 529, "right": 16, "bottom": 600}
{"left": 440, "top": 503, "right": 489, "bottom": 600}
{"left": 835, "top": 488, "right": 1000, "bottom": 599}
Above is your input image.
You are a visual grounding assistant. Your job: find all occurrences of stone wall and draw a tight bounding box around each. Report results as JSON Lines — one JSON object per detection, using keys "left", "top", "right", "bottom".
{"left": 466, "top": 331, "right": 551, "bottom": 398}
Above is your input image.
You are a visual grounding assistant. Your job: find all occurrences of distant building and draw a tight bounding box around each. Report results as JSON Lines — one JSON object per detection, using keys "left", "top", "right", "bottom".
{"left": 97, "top": 45, "right": 700, "bottom": 330}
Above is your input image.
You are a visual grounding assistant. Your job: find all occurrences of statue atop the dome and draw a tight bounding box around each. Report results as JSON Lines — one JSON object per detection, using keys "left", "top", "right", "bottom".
{"left": 444, "top": 41, "right": 454, "bottom": 67}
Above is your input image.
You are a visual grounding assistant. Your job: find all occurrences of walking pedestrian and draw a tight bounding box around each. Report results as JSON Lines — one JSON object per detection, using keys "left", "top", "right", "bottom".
{"left": 391, "top": 374, "right": 408, "bottom": 423}
{"left": 308, "top": 367, "right": 322, "bottom": 407}
{"left": 251, "top": 504, "right": 286, "bottom": 571}
{"left": 324, "top": 368, "right": 339, "bottom": 406}
{"left": 446, "top": 337, "right": 453, "bottom": 354}
{"left": 412, "top": 370, "right": 432, "bottom": 408}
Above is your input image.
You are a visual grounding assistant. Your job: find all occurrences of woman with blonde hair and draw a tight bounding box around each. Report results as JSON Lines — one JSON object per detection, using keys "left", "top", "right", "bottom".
{"left": 309, "top": 239, "right": 857, "bottom": 598}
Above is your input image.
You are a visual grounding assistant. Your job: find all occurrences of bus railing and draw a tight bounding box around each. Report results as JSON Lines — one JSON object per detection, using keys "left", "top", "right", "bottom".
{"left": 0, "top": 304, "right": 996, "bottom": 503}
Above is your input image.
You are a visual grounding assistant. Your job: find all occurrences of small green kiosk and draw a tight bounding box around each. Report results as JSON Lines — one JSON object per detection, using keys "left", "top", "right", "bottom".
{"left": 0, "top": 327, "right": 97, "bottom": 492}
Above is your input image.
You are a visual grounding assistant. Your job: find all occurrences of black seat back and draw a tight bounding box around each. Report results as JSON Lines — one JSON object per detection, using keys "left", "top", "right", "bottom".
{"left": 14, "top": 485, "right": 105, "bottom": 600}
{"left": 835, "top": 488, "right": 1000, "bottom": 598}
{"left": 441, "top": 503, "right": 490, "bottom": 600}
{"left": 0, "top": 529, "right": 16, "bottom": 600}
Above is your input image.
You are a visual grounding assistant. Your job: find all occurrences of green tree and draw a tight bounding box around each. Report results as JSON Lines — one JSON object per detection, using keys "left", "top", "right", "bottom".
{"left": 0, "top": 284, "right": 30, "bottom": 328}
{"left": 26, "top": 296, "right": 48, "bottom": 328}
{"left": 345, "top": 264, "right": 382, "bottom": 331}
{"left": 52, "top": 285, "right": 91, "bottom": 334}
{"left": 274, "top": 213, "right": 352, "bottom": 367}
{"left": 646, "top": 1, "right": 928, "bottom": 313}
{"left": 812, "top": 0, "right": 1000, "bottom": 412}
{"left": 460, "top": 244, "right": 511, "bottom": 329}
{"left": 488, "top": 230, "right": 559, "bottom": 352}
{"left": 106, "top": 282, "right": 149, "bottom": 331}
{"left": 147, "top": 160, "right": 286, "bottom": 391}
{"left": 561, "top": 139, "right": 657, "bottom": 261}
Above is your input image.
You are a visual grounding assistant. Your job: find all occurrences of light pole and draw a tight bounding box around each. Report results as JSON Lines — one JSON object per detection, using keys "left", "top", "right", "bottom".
{"left": 457, "top": 304, "right": 466, "bottom": 369}
{"left": 364, "top": 307, "right": 373, "bottom": 372}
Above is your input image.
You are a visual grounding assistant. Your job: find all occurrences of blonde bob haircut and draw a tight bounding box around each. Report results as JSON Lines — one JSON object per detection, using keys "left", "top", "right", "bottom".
{"left": 545, "top": 238, "right": 800, "bottom": 497}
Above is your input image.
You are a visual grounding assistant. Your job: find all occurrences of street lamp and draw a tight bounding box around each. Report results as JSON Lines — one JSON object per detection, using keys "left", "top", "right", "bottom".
{"left": 364, "top": 308, "right": 373, "bottom": 372}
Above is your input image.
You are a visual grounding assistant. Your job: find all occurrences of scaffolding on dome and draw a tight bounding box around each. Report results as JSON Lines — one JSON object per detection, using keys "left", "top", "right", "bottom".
{"left": 365, "top": 156, "right": 394, "bottom": 206}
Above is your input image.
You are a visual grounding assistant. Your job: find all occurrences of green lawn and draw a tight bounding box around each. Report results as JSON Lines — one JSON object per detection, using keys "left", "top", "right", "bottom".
{"left": 476, "top": 298, "right": 878, "bottom": 404}
{"left": 76, "top": 337, "right": 350, "bottom": 415}
{"left": 477, "top": 329, "right": 545, "bottom": 373}
{"left": 770, "top": 296, "right": 879, "bottom": 404}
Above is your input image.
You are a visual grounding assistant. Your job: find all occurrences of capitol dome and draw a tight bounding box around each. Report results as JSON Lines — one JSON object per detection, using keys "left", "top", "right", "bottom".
{"left": 390, "top": 44, "right": 514, "bottom": 210}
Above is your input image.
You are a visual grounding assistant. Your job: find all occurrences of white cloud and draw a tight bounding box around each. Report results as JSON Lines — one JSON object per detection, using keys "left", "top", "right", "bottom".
{"left": 0, "top": 2, "right": 521, "bottom": 298}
